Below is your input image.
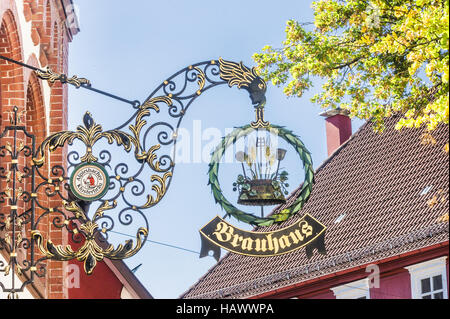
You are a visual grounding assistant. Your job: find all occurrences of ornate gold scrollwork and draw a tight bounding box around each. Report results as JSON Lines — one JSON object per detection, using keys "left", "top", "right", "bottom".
{"left": 29, "top": 95, "right": 174, "bottom": 274}
{"left": 218, "top": 57, "right": 259, "bottom": 89}
{"left": 0, "top": 58, "right": 272, "bottom": 289}
{"left": 33, "top": 112, "right": 137, "bottom": 165}
{"left": 192, "top": 66, "right": 206, "bottom": 94}
{"left": 23, "top": 58, "right": 268, "bottom": 276}
{"left": 32, "top": 225, "right": 148, "bottom": 275}
{"left": 130, "top": 96, "right": 173, "bottom": 168}
{"left": 32, "top": 200, "right": 148, "bottom": 275}
{"left": 141, "top": 172, "right": 173, "bottom": 209}
{"left": 35, "top": 67, "right": 91, "bottom": 88}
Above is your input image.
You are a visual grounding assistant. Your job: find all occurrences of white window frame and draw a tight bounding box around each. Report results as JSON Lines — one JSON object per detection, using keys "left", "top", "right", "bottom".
{"left": 405, "top": 256, "right": 448, "bottom": 299}
{"left": 331, "top": 278, "right": 370, "bottom": 299}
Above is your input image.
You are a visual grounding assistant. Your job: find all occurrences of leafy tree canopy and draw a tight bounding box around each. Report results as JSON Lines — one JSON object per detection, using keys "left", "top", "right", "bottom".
{"left": 252, "top": 0, "right": 449, "bottom": 136}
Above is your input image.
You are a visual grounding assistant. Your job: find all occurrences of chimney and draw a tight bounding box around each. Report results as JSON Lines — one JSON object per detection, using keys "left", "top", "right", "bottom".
{"left": 320, "top": 108, "right": 352, "bottom": 157}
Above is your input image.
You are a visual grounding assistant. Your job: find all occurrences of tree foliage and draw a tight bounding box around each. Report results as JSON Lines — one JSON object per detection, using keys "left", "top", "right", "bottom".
{"left": 252, "top": 0, "right": 449, "bottom": 134}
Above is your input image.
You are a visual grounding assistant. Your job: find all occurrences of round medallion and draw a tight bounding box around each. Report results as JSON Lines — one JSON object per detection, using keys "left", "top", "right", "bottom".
{"left": 70, "top": 162, "right": 110, "bottom": 202}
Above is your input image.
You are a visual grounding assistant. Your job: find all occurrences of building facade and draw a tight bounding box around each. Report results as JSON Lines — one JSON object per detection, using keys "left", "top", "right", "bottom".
{"left": 0, "top": 0, "right": 152, "bottom": 299}
{"left": 0, "top": 0, "right": 78, "bottom": 299}
{"left": 182, "top": 111, "right": 449, "bottom": 299}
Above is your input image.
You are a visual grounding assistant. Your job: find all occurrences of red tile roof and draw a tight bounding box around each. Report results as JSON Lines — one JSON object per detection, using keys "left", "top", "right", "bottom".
{"left": 181, "top": 117, "right": 449, "bottom": 299}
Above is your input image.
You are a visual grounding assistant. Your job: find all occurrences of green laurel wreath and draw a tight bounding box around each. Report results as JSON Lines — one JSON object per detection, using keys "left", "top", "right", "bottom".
{"left": 208, "top": 124, "right": 314, "bottom": 227}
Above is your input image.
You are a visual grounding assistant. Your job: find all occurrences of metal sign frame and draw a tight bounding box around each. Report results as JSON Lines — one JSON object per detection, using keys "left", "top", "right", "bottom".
{"left": 0, "top": 56, "right": 325, "bottom": 298}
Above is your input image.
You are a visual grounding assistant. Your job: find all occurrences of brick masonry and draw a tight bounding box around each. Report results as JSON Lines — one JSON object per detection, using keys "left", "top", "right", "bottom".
{"left": 1, "top": 0, "right": 77, "bottom": 299}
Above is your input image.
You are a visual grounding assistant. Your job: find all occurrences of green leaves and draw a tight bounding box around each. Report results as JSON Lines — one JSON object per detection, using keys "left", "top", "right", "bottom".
{"left": 253, "top": 0, "right": 449, "bottom": 133}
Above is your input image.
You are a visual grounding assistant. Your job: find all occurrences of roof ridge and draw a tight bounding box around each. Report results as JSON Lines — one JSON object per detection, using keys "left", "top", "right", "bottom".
{"left": 313, "top": 119, "right": 370, "bottom": 175}
{"left": 257, "top": 118, "right": 370, "bottom": 227}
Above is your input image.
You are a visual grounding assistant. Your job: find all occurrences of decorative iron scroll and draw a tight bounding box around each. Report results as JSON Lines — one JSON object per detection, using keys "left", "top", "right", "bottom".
{"left": 0, "top": 107, "right": 46, "bottom": 299}
{"left": 0, "top": 57, "right": 270, "bottom": 291}
{"left": 35, "top": 67, "right": 91, "bottom": 88}
{"left": 0, "top": 56, "right": 326, "bottom": 298}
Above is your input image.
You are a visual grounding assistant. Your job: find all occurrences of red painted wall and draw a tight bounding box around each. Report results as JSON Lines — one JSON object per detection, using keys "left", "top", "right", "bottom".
{"left": 68, "top": 260, "right": 123, "bottom": 299}
{"left": 254, "top": 244, "right": 448, "bottom": 300}
{"left": 370, "top": 270, "right": 411, "bottom": 299}
{"left": 67, "top": 237, "right": 124, "bottom": 299}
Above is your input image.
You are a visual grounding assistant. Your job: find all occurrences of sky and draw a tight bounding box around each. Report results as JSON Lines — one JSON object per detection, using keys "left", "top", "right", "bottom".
{"left": 67, "top": 0, "right": 365, "bottom": 299}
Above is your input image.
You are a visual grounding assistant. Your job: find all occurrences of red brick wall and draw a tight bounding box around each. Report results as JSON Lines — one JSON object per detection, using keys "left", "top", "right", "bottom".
{"left": 1, "top": 0, "right": 74, "bottom": 299}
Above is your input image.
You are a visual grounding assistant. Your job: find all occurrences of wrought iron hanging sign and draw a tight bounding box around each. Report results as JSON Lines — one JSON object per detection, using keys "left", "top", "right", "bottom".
{"left": 198, "top": 83, "right": 326, "bottom": 260}
{"left": 0, "top": 55, "right": 326, "bottom": 298}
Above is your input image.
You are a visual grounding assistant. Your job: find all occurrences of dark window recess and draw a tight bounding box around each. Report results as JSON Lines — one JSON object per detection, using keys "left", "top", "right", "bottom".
{"left": 421, "top": 278, "right": 431, "bottom": 294}
{"left": 420, "top": 274, "right": 444, "bottom": 299}
{"left": 433, "top": 275, "right": 443, "bottom": 290}
{"left": 434, "top": 292, "right": 444, "bottom": 299}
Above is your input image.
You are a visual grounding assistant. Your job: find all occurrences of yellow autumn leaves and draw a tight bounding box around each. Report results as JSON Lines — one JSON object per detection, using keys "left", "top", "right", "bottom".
{"left": 253, "top": 0, "right": 449, "bottom": 139}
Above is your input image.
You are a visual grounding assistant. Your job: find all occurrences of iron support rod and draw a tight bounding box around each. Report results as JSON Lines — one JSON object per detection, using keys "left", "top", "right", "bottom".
{"left": 80, "top": 85, "right": 141, "bottom": 107}
{"left": 0, "top": 54, "right": 140, "bottom": 107}
{"left": 0, "top": 54, "right": 39, "bottom": 71}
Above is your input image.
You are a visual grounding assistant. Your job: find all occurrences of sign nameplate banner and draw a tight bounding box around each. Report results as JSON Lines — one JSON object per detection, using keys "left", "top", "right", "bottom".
{"left": 199, "top": 214, "right": 326, "bottom": 261}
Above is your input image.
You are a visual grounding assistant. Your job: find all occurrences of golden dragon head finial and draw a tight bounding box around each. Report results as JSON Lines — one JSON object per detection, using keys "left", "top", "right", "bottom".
{"left": 218, "top": 57, "right": 267, "bottom": 108}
